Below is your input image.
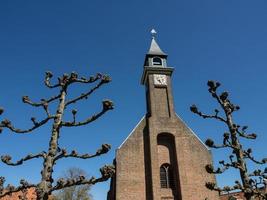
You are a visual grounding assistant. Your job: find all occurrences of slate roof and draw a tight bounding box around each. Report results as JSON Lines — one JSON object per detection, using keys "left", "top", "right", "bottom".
{"left": 147, "top": 37, "right": 167, "bottom": 56}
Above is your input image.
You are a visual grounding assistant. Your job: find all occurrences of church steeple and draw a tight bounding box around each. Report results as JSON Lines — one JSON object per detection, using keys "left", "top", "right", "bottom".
{"left": 147, "top": 29, "right": 167, "bottom": 56}
{"left": 141, "top": 30, "right": 175, "bottom": 118}
{"left": 143, "top": 29, "right": 168, "bottom": 68}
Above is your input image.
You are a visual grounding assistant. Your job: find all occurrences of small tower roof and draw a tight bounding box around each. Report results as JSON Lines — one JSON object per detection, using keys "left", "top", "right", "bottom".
{"left": 147, "top": 29, "right": 167, "bottom": 56}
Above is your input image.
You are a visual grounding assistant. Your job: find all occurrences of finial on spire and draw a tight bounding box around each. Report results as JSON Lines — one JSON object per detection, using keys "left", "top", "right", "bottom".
{"left": 151, "top": 29, "right": 157, "bottom": 39}
{"left": 147, "top": 29, "right": 167, "bottom": 56}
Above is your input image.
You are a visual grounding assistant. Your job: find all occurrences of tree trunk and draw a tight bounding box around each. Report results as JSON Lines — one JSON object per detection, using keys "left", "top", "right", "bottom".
{"left": 38, "top": 88, "right": 67, "bottom": 200}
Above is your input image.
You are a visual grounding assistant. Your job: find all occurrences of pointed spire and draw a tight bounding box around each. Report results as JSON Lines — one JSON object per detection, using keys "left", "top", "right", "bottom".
{"left": 147, "top": 29, "right": 167, "bottom": 56}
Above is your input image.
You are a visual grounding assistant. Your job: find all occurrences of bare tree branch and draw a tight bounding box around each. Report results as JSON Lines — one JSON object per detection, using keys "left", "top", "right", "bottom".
{"left": 54, "top": 144, "right": 111, "bottom": 161}
{"left": 205, "top": 164, "right": 230, "bottom": 174}
{"left": 51, "top": 165, "right": 115, "bottom": 192}
{"left": 243, "top": 148, "right": 267, "bottom": 165}
{"left": 0, "top": 116, "right": 54, "bottom": 133}
{"left": 1, "top": 152, "right": 46, "bottom": 166}
{"left": 236, "top": 127, "right": 257, "bottom": 140}
{"left": 0, "top": 178, "right": 36, "bottom": 199}
{"left": 22, "top": 95, "right": 60, "bottom": 108}
{"left": 205, "top": 138, "right": 231, "bottom": 149}
{"left": 44, "top": 71, "right": 61, "bottom": 89}
{"left": 65, "top": 75, "right": 111, "bottom": 107}
{"left": 61, "top": 100, "right": 113, "bottom": 127}
{"left": 206, "top": 181, "right": 243, "bottom": 193}
{"left": 190, "top": 105, "right": 226, "bottom": 123}
{"left": 67, "top": 72, "right": 102, "bottom": 84}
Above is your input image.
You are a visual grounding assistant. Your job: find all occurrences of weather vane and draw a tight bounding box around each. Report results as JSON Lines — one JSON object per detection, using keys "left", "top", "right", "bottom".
{"left": 151, "top": 29, "right": 157, "bottom": 39}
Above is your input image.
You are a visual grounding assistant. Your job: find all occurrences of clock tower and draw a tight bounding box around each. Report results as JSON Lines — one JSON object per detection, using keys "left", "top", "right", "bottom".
{"left": 107, "top": 30, "right": 220, "bottom": 200}
{"left": 141, "top": 29, "right": 175, "bottom": 119}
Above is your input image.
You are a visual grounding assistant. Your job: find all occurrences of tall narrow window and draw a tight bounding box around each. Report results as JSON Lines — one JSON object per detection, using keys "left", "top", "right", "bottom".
{"left": 160, "top": 165, "right": 168, "bottom": 188}
{"left": 153, "top": 57, "right": 162, "bottom": 66}
{"left": 160, "top": 163, "right": 174, "bottom": 189}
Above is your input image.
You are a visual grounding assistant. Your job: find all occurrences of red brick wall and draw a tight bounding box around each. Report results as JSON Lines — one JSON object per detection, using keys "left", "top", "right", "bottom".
{"left": 0, "top": 188, "right": 36, "bottom": 200}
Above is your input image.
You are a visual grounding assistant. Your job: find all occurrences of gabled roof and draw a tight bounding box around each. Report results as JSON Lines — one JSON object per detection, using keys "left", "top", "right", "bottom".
{"left": 118, "top": 116, "right": 145, "bottom": 149}
{"left": 175, "top": 113, "right": 209, "bottom": 150}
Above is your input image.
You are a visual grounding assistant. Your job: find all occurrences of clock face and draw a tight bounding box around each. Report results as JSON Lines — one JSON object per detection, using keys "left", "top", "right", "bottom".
{"left": 154, "top": 74, "right": 167, "bottom": 86}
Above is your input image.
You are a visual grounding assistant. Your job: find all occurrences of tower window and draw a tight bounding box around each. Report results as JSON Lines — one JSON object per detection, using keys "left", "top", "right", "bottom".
{"left": 160, "top": 163, "right": 174, "bottom": 189}
{"left": 152, "top": 57, "right": 162, "bottom": 66}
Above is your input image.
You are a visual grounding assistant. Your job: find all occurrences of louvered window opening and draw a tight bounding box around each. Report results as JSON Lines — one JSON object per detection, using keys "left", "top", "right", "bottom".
{"left": 153, "top": 57, "right": 162, "bottom": 66}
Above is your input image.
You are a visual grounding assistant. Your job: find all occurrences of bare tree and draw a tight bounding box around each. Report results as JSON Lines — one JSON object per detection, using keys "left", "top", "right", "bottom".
{"left": 53, "top": 168, "right": 92, "bottom": 200}
{"left": 0, "top": 71, "right": 115, "bottom": 200}
{"left": 190, "top": 80, "right": 267, "bottom": 200}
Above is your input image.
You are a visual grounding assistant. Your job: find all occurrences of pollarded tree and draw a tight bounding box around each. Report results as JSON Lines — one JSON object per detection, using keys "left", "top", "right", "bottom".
{"left": 190, "top": 80, "right": 267, "bottom": 200}
{"left": 0, "top": 71, "right": 115, "bottom": 200}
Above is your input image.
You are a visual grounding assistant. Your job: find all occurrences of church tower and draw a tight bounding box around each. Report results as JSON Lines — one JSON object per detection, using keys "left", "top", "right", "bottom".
{"left": 107, "top": 31, "right": 220, "bottom": 200}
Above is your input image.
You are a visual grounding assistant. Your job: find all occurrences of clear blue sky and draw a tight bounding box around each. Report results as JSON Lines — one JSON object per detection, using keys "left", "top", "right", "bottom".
{"left": 0, "top": 1, "right": 267, "bottom": 199}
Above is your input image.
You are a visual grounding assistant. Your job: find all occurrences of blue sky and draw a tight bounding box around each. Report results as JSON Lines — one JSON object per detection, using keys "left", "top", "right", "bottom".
{"left": 0, "top": 0, "right": 267, "bottom": 199}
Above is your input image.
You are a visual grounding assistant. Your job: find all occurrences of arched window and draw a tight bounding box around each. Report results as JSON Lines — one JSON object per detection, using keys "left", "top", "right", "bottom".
{"left": 160, "top": 163, "right": 174, "bottom": 189}
{"left": 160, "top": 165, "right": 168, "bottom": 188}
{"left": 152, "top": 57, "right": 162, "bottom": 66}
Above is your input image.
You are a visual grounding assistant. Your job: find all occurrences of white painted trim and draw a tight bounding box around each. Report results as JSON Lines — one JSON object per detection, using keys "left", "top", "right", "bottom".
{"left": 118, "top": 116, "right": 145, "bottom": 149}
{"left": 175, "top": 113, "right": 209, "bottom": 150}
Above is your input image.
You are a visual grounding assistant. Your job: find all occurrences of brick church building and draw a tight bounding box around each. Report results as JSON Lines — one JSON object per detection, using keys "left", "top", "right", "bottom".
{"left": 1, "top": 32, "right": 260, "bottom": 200}
{"left": 107, "top": 31, "right": 220, "bottom": 200}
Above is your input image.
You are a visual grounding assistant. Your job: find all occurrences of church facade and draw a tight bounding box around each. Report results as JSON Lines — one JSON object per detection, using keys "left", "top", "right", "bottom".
{"left": 107, "top": 33, "right": 220, "bottom": 200}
